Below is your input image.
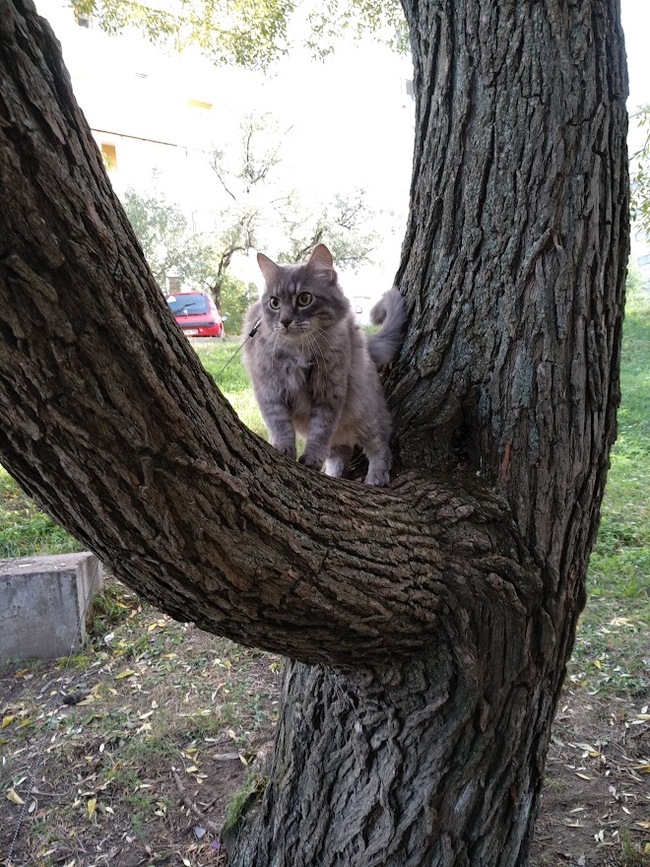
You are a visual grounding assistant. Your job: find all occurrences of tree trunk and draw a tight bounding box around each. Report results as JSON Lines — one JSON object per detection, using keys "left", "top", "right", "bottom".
{"left": 0, "top": 0, "right": 628, "bottom": 865}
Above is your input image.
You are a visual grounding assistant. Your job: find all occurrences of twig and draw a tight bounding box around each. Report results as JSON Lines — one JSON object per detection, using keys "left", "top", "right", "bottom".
{"left": 171, "top": 768, "right": 222, "bottom": 836}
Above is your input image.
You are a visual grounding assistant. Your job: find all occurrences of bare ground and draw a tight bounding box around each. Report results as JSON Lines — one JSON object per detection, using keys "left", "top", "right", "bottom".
{"left": 1, "top": 577, "right": 648, "bottom": 867}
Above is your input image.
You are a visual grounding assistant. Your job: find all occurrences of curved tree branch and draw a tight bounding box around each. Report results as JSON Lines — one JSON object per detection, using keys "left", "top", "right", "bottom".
{"left": 0, "top": 0, "right": 543, "bottom": 670}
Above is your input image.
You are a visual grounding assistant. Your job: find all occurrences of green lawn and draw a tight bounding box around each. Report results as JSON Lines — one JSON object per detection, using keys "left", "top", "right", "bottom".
{"left": 568, "top": 291, "right": 650, "bottom": 697}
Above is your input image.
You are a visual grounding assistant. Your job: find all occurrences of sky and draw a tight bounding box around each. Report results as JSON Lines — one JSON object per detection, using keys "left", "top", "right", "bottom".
{"left": 621, "top": 0, "right": 650, "bottom": 111}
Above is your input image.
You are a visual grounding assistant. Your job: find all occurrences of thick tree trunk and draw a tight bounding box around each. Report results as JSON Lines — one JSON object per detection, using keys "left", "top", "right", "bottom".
{"left": 232, "top": 643, "right": 553, "bottom": 866}
{"left": 0, "top": 0, "right": 628, "bottom": 865}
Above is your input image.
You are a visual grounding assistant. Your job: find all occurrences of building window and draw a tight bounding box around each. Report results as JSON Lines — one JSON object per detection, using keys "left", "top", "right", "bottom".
{"left": 100, "top": 143, "right": 118, "bottom": 172}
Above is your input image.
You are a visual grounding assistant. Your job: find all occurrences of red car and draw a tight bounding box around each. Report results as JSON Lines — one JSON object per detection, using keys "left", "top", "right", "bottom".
{"left": 166, "top": 292, "right": 224, "bottom": 338}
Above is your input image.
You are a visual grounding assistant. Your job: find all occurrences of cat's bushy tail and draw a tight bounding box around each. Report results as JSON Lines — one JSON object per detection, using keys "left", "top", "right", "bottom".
{"left": 367, "top": 287, "right": 407, "bottom": 368}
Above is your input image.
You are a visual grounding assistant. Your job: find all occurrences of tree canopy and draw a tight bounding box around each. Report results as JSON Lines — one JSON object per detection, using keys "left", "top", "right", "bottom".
{"left": 70, "top": 0, "right": 408, "bottom": 67}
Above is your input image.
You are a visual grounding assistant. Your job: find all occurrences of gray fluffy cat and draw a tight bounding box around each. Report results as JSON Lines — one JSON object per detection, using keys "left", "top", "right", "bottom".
{"left": 242, "top": 244, "right": 406, "bottom": 486}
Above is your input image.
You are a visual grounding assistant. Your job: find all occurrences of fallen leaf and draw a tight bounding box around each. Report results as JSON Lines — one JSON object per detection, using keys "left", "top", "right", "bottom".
{"left": 115, "top": 669, "right": 137, "bottom": 680}
{"left": 6, "top": 788, "right": 25, "bottom": 805}
{"left": 1, "top": 715, "right": 15, "bottom": 729}
{"left": 87, "top": 797, "right": 97, "bottom": 819}
{"left": 609, "top": 616, "right": 634, "bottom": 628}
{"left": 635, "top": 820, "right": 650, "bottom": 830}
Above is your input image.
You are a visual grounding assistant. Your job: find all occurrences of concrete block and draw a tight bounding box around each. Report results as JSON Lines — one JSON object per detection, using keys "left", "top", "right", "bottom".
{"left": 0, "top": 552, "right": 103, "bottom": 664}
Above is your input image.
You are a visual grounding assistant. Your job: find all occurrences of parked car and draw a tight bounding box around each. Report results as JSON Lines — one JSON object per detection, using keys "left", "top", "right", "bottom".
{"left": 166, "top": 292, "right": 224, "bottom": 338}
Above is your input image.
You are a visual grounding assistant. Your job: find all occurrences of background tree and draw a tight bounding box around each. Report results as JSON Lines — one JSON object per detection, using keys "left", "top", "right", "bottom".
{"left": 120, "top": 186, "right": 254, "bottom": 329}
{"left": 630, "top": 104, "right": 650, "bottom": 240}
{"left": 0, "top": 2, "right": 628, "bottom": 866}
{"left": 119, "top": 118, "right": 380, "bottom": 317}
{"left": 121, "top": 186, "right": 217, "bottom": 290}
{"left": 278, "top": 190, "right": 377, "bottom": 267}
{"left": 207, "top": 114, "right": 379, "bottom": 308}
{"left": 219, "top": 274, "right": 258, "bottom": 334}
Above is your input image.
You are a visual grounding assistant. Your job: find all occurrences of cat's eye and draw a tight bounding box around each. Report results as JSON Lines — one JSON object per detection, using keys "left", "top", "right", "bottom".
{"left": 269, "top": 297, "right": 281, "bottom": 310}
{"left": 297, "top": 292, "right": 313, "bottom": 307}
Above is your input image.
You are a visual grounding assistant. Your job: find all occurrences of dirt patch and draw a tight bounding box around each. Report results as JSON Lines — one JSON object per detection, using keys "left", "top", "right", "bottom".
{"left": 1, "top": 577, "right": 649, "bottom": 866}
{"left": 530, "top": 694, "right": 650, "bottom": 866}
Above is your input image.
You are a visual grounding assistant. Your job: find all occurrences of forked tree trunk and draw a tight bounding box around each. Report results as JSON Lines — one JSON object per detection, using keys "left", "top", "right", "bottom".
{"left": 0, "top": 1, "right": 628, "bottom": 865}
{"left": 230, "top": 2, "right": 628, "bottom": 862}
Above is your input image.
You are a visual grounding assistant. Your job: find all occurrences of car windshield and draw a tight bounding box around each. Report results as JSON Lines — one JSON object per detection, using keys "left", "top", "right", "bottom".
{"left": 167, "top": 294, "right": 209, "bottom": 315}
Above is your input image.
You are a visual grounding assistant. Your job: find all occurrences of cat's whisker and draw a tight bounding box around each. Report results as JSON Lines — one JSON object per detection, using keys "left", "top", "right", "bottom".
{"left": 306, "top": 333, "right": 330, "bottom": 388}
{"left": 312, "top": 327, "right": 350, "bottom": 361}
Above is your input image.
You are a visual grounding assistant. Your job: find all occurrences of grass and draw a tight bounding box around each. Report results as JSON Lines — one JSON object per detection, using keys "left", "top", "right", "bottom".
{"left": 0, "top": 471, "right": 84, "bottom": 559}
{"left": 0, "top": 575, "right": 281, "bottom": 862}
{"left": 194, "top": 338, "right": 266, "bottom": 438}
{"left": 568, "top": 292, "right": 650, "bottom": 698}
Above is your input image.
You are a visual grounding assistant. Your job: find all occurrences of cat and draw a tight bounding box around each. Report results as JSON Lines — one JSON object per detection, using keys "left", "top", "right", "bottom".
{"left": 242, "top": 244, "right": 407, "bottom": 486}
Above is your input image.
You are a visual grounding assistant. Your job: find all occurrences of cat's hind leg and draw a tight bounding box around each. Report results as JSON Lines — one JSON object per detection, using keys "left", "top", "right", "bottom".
{"left": 325, "top": 444, "right": 353, "bottom": 479}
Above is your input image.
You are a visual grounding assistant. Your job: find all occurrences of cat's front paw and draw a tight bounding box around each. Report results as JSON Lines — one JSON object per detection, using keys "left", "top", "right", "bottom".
{"left": 364, "top": 469, "right": 390, "bottom": 487}
{"left": 298, "top": 453, "right": 324, "bottom": 472}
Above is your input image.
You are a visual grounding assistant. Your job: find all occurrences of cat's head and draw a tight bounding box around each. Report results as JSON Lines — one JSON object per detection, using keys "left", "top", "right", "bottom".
{"left": 256, "top": 245, "right": 349, "bottom": 335}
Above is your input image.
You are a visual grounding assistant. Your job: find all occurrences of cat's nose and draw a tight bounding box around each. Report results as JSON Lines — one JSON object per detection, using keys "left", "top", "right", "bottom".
{"left": 280, "top": 317, "right": 292, "bottom": 328}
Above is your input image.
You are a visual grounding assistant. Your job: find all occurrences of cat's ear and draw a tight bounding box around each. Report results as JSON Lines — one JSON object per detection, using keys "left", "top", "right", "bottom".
{"left": 308, "top": 244, "right": 334, "bottom": 269}
{"left": 307, "top": 245, "right": 336, "bottom": 283}
{"left": 257, "top": 252, "right": 281, "bottom": 285}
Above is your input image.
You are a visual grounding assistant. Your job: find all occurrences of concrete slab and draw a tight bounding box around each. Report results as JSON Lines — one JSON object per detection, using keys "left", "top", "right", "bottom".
{"left": 0, "top": 552, "right": 103, "bottom": 664}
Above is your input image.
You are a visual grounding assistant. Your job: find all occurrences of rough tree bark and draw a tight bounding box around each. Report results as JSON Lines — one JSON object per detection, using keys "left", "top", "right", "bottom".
{"left": 0, "top": 0, "right": 628, "bottom": 865}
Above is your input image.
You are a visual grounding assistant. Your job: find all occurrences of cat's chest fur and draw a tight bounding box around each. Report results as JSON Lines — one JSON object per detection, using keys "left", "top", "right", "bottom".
{"left": 266, "top": 330, "right": 348, "bottom": 407}
{"left": 273, "top": 346, "right": 315, "bottom": 401}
